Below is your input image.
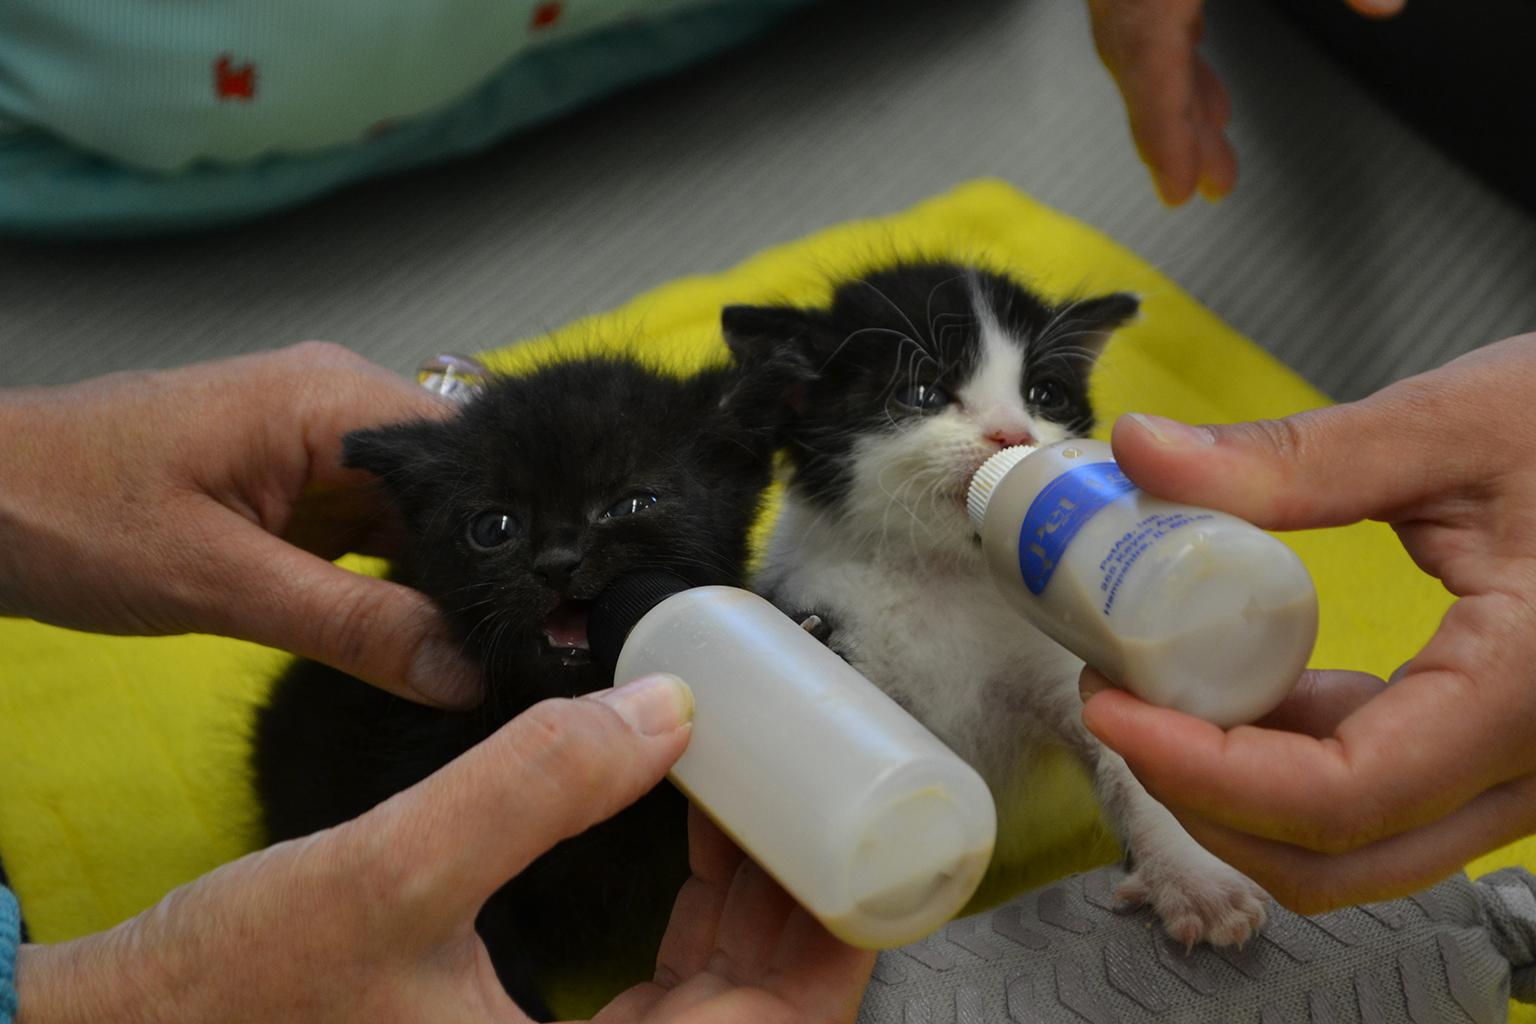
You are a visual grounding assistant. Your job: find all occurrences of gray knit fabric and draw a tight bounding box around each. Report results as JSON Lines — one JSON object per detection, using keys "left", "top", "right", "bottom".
{"left": 857, "top": 867, "right": 1535, "bottom": 1024}
{"left": 1481, "top": 869, "right": 1536, "bottom": 1007}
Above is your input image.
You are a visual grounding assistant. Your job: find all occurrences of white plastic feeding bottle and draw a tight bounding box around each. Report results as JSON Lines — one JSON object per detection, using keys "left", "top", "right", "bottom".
{"left": 589, "top": 572, "right": 996, "bottom": 951}
{"left": 967, "top": 440, "right": 1318, "bottom": 728}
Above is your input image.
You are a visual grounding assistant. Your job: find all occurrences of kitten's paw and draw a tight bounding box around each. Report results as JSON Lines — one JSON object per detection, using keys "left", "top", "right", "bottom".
{"left": 1117, "top": 860, "right": 1269, "bottom": 949}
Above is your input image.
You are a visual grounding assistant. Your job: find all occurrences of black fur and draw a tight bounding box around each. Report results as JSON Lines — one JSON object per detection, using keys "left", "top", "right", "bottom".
{"left": 723, "top": 261, "right": 1138, "bottom": 508}
{"left": 253, "top": 356, "right": 780, "bottom": 1018}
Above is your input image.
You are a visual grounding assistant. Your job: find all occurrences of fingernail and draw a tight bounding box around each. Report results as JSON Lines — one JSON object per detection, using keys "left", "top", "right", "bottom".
{"left": 595, "top": 674, "right": 694, "bottom": 736}
{"left": 1197, "top": 176, "right": 1227, "bottom": 203}
{"left": 408, "top": 638, "right": 484, "bottom": 708}
{"left": 1080, "top": 669, "right": 1111, "bottom": 704}
{"left": 1126, "top": 412, "right": 1216, "bottom": 447}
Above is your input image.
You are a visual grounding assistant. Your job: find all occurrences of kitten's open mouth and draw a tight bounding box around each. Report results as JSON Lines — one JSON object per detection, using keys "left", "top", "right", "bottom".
{"left": 542, "top": 600, "right": 592, "bottom": 666}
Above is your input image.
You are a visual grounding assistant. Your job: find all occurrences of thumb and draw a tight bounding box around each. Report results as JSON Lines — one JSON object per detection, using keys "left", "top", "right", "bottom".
{"left": 355, "top": 675, "right": 694, "bottom": 926}
{"left": 191, "top": 518, "right": 482, "bottom": 707}
{"left": 1108, "top": 384, "right": 1471, "bottom": 531}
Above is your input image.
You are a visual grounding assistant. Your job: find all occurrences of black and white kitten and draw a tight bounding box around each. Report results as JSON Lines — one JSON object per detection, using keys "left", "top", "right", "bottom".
{"left": 726, "top": 262, "right": 1269, "bottom": 947}
{"left": 254, "top": 356, "right": 782, "bottom": 1018}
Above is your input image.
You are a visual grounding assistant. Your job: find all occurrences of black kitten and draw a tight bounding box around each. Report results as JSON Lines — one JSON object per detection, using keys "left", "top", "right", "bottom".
{"left": 254, "top": 355, "right": 780, "bottom": 1017}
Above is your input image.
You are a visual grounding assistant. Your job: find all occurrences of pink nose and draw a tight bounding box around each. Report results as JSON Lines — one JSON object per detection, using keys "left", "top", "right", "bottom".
{"left": 986, "top": 427, "right": 1035, "bottom": 448}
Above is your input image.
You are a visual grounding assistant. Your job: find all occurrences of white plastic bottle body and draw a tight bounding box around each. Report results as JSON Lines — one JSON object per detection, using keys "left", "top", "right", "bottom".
{"left": 613, "top": 587, "right": 997, "bottom": 950}
{"left": 970, "top": 440, "right": 1319, "bottom": 727}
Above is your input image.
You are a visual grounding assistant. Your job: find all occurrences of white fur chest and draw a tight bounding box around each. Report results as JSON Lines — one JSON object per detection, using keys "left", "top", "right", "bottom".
{"left": 758, "top": 499, "right": 1085, "bottom": 790}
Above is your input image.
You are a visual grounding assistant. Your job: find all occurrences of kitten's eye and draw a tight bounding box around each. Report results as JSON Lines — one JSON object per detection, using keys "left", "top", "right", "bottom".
{"left": 468, "top": 512, "right": 520, "bottom": 549}
{"left": 895, "top": 381, "right": 951, "bottom": 411}
{"left": 603, "top": 493, "right": 659, "bottom": 520}
{"left": 1027, "top": 380, "right": 1068, "bottom": 411}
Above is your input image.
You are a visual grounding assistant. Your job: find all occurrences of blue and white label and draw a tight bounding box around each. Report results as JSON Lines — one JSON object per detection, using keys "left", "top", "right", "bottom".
{"left": 1017, "top": 462, "right": 1136, "bottom": 594}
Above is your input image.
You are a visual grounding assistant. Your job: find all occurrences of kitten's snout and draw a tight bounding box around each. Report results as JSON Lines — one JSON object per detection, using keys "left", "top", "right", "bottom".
{"left": 533, "top": 549, "right": 583, "bottom": 592}
{"left": 985, "top": 426, "right": 1035, "bottom": 448}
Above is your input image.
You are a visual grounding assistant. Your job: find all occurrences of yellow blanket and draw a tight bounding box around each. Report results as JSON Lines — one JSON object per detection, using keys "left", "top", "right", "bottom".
{"left": 2, "top": 179, "right": 1529, "bottom": 1017}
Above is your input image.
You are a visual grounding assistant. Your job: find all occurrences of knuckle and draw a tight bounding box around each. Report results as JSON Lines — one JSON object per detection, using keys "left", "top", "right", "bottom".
{"left": 1229, "top": 413, "right": 1327, "bottom": 525}
{"left": 514, "top": 700, "right": 585, "bottom": 773}
{"left": 276, "top": 342, "right": 367, "bottom": 402}
{"left": 512, "top": 698, "right": 620, "bottom": 806}
{"left": 355, "top": 842, "right": 416, "bottom": 914}
{"left": 283, "top": 339, "right": 355, "bottom": 366}
{"left": 315, "top": 587, "right": 392, "bottom": 675}
{"left": 1241, "top": 415, "right": 1309, "bottom": 466}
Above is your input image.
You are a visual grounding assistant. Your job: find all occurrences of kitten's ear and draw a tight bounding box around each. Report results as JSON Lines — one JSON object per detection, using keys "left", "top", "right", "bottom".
{"left": 343, "top": 421, "right": 451, "bottom": 512}
{"left": 721, "top": 304, "right": 839, "bottom": 424}
{"left": 1058, "top": 292, "right": 1140, "bottom": 358}
{"left": 721, "top": 304, "right": 838, "bottom": 379}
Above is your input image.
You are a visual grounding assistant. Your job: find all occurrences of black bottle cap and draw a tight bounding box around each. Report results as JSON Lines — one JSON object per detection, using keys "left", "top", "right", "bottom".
{"left": 588, "top": 570, "right": 695, "bottom": 674}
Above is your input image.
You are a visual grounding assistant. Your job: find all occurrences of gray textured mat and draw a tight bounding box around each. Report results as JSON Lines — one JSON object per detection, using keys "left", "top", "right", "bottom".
{"left": 1, "top": 0, "right": 1533, "bottom": 399}
{"left": 858, "top": 865, "right": 1536, "bottom": 1024}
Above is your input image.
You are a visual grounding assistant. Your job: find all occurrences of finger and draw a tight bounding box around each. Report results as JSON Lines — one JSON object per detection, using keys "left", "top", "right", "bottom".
{"left": 585, "top": 980, "right": 669, "bottom": 1023}
{"left": 1253, "top": 669, "right": 1386, "bottom": 737}
{"left": 634, "top": 973, "right": 740, "bottom": 1022}
{"left": 1114, "top": 333, "right": 1536, "bottom": 530}
{"left": 1088, "top": 0, "right": 1207, "bottom": 204}
{"left": 356, "top": 676, "right": 695, "bottom": 925}
{"left": 1192, "top": 117, "right": 1236, "bottom": 203}
{"left": 764, "top": 909, "right": 877, "bottom": 1022}
{"left": 1083, "top": 649, "right": 1524, "bottom": 854}
{"left": 653, "top": 807, "right": 745, "bottom": 986}
{"left": 1078, "top": 665, "right": 1384, "bottom": 737}
{"left": 278, "top": 341, "right": 455, "bottom": 494}
{"left": 188, "top": 512, "right": 482, "bottom": 707}
{"left": 708, "top": 860, "right": 798, "bottom": 985}
{"left": 690, "top": 803, "right": 749, "bottom": 889}
{"left": 1192, "top": 58, "right": 1237, "bottom": 200}
{"left": 623, "top": 978, "right": 800, "bottom": 1024}
{"left": 1109, "top": 389, "right": 1472, "bottom": 532}
{"left": 1169, "top": 771, "right": 1536, "bottom": 915}
{"left": 1194, "top": 55, "right": 1231, "bottom": 128}
{"left": 281, "top": 485, "right": 408, "bottom": 561}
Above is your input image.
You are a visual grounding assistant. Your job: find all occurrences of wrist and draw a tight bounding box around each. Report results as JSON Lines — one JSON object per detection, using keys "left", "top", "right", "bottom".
{"left": 14, "top": 927, "right": 184, "bottom": 1024}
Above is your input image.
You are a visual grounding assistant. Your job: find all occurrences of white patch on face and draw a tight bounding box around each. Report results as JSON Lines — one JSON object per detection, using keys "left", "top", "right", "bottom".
{"left": 956, "top": 281, "right": 1073, "bottom": 450}
{"left": 837, "top": 281, "right": 1078, "bottom": 566}
{"left": 956, "top": 295, "right": 1027, "bottom": 435}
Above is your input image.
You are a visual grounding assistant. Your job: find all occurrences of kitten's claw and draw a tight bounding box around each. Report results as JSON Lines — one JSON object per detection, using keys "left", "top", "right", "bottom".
{"left": 793, "top": 611, "right": 836, "bottom": 646}
{"left": 1115, "top": 861, "right": 1268, "bottom": 949}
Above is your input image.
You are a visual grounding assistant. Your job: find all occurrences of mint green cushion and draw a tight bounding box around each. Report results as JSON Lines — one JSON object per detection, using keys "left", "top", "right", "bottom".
{"left": 0, "top": 0, "right": 812, "bottom": 238}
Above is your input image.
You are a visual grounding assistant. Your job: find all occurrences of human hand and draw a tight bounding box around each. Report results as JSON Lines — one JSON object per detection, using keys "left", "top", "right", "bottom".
{"left": 14, "top": 674, "right": 875, "bottom": 1023}
{"left": 0, "top": 342, "right": 477, "bottom": 707}
{"left": 1086, "top": 0, "right": 1405, "bottom": 205}
{"left": 1081, "top": 332, "right": 1536, "bottom": 913}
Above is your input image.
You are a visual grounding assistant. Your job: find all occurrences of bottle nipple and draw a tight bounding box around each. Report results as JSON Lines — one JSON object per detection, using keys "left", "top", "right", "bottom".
{"left": 967, "top": 445, "right": 1036, "bottom": 533}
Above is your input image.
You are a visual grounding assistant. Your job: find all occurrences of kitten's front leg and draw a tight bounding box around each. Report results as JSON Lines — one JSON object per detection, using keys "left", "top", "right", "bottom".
{"left": 759, "top": 583, "right": 855, "bottom": 660}
{"left": 1088, "top": 741, "right": 1269, "bottom": 948}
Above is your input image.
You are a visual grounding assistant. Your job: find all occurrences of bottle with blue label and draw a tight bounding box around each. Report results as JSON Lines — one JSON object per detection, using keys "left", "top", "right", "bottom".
{"left": 966, "top": 440, "right": 1319, "bottom": 727}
